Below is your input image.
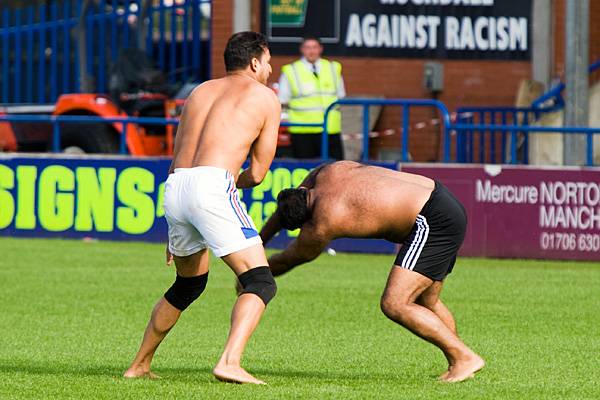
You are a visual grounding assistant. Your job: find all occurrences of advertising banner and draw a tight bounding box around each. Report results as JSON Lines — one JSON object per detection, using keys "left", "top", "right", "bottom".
{"left": 401, "top": 164, "right": 600, "bottom": 261}
{"left": 3, "top": 155, "right": 598, "bottom": 260}
{"left": 264, "top": 0, "right": 531, "bottom": 60}
{"left": 0, "top": 155, "right": 170, "bottom": 242}
{"left": 0, "top": 155, "right": 396, "bottom": 254}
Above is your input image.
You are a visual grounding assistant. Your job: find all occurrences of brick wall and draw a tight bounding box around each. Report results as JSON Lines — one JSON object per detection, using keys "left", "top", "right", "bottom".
{"left": 210, "top": 0, "right": 233, "bottom": 79}
{"left": 265, "top": 56, "right": 529, "bottom": 161}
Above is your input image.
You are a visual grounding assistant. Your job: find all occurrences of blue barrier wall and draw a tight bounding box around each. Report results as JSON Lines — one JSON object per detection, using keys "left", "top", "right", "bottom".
{"left": 0, "top": 155, "right": 397, "bottom": 254}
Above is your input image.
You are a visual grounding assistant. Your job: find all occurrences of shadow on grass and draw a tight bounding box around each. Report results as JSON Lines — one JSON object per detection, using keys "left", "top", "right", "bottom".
{"left": 0, "top": 359, "right": 122, "bottom": 378}
{"left": 153, "top": 365, "right": 412, "bottom": 383}
{"left": 0, "top": 360, "right": 219, "bottom": 382}
{"left": 0, "top": 359, "right": 422, "bottom": 384}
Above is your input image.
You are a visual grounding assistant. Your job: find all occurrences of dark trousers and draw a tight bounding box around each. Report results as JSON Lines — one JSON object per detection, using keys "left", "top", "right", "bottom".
{"left": 290, "top": 133, "right": 344, "bottom": 160}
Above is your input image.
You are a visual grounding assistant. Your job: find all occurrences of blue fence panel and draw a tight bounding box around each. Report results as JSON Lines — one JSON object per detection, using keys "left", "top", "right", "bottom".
{"left": 455, "top": 106, "right": 556, "bottom": 164}
{"left": 50, "top": 3, "right": 58, "bottom": 101}
{"left": 26, "top": 7, "right": 34, "bottom": 102}
{"left": 2, "top": 9, "right": 9, "bottom": 103}
{"left": 0, "top": 0, "right": 212, "bottom": 105}
{"left": 62, "top": 2, "right": 71, "bottom": 94}
{"left": 450, "top": 123, "right": 600, "bottom": 166}
{"left": 14, "top": 8, "right": 22, "bottom": 103}
{"left": 38, "top": 5, "right": 47, "bottom": 103}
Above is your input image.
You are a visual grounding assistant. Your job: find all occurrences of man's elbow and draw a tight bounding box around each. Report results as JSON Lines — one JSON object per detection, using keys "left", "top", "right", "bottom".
{"left": 249, "top": 169, "right": 267, "bottom": 186}
{"left": 247, "top": 174, "right": 262, "bottom": 187}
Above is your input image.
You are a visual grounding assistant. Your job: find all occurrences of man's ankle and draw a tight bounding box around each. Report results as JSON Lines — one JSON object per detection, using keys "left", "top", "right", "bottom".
{"left": 217, "top": 355, "right": 241, "bottom": 367}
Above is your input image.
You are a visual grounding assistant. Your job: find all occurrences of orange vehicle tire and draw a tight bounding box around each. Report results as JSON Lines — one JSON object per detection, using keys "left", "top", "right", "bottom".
{"left": 57, "top": 122, "right": 119, "bottom": 154}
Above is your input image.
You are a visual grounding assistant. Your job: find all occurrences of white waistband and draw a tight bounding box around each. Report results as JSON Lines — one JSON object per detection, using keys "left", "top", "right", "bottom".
{"left": 173, "top": 165, "right": 233, "bottom": 177}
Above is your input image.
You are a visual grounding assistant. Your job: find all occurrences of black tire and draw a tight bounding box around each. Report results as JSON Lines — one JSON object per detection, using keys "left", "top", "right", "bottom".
{"left": 59, "top": 123, "right": 119, "bottom": 154}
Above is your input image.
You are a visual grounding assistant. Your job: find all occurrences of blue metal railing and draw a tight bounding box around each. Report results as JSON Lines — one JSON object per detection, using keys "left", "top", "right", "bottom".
{"left": 455, "top": 106, "right": 552, "bottom": 164}
{"left": 1, "top": 98, "right": 598, "bottom": 166}
{"left": 1, "top": 98, "right": 452, "bottom": 161}
{"left": 0, "top": 0, "right": 211, "bottom": 104}
{"left": 454, "top": 59, "right": 600, "bottom": 165}
{"left": 450, "top": 123, "right": 600, "bottom": 167}
{"left": 0, "top": 114, "right": 179, "bottom": 154}
{"left": 321, "top": 98, "right": 452, "bottom": 162}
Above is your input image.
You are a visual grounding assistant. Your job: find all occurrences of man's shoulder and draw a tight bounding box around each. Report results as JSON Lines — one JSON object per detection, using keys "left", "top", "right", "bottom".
{"left": 249, "top": 83, "right": 279, "bottom": 104}
{"left": 196, "top": 77, "right": 224, "bottom": 88}
{"left": 187, "top": 78, "right": 222, "bottom": 98}
{"left": 239, "top": 83, "right": 280, "bottom": 117}
{"left": 321, "top": 160, "right": 359, "bottom": 175}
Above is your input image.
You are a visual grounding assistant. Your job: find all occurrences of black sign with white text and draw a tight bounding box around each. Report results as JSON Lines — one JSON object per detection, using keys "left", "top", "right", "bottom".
{"left": 263, "top": 0, "right": 532, "bottom": 60}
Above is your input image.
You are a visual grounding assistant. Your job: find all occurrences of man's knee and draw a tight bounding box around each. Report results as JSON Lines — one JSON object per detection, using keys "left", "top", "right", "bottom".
{"left": 237, "top": 266, "right": 277, "bottom": 305}
{"left": 380, "top": 294, "right": 410, "bottom": 321}
{"left": 164, "top": 272, "right": 209, "bottom": 311}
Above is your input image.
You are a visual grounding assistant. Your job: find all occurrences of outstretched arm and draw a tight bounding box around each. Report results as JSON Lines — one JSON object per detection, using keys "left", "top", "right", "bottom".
{"left": 260, "top": 163, "right": 328, "bottom": 244}
{"left": 268, "top": 227, "right": 329, "bottom": 276}
{"left": 260, "top": 210, "right": 282, "bottom": 245}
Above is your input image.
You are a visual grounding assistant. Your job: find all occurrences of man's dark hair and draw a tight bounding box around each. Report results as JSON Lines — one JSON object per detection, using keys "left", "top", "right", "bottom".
{"left": 224, "top": 31, "right": 269, "bottom": 72}
{"left": 302, "top": 35, "right": 322, "bottom": 45}
{"left": 277, "top": 188, "right": 311, "bottom": 230}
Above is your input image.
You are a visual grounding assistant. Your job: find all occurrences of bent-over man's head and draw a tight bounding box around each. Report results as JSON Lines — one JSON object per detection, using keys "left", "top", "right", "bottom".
{"left": 277, "top": 188, "right": 312, "bottom": 230}
{"left": 224, "top": 31, "right": 272, "bottom": 85}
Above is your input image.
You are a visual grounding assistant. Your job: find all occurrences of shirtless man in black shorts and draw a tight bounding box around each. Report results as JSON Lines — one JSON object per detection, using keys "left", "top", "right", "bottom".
{"left": 260, "top": 161, "right": 484, "bottom": 383}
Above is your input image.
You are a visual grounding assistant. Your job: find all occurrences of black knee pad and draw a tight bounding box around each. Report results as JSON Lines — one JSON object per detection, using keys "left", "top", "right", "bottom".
{"left": 237, "top": 266, "right": 277, "bottom": 305}
{"left": 164, "top": 272, "right": 208, "bottom": 311}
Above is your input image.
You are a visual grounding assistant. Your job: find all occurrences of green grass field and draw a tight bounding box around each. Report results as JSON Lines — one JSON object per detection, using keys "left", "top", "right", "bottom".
{"left": 0, "top": 238, "right": 599, "bottom": 399}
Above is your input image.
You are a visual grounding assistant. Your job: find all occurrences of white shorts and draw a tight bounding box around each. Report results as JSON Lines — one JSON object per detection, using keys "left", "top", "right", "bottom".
{"left": 163, "top": 166, "right": 262, "bottom": 257}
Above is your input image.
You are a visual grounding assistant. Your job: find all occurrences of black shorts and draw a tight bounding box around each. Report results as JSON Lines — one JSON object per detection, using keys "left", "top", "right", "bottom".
{"left": 394, "top": 181, "right": 467, "bottom": 281}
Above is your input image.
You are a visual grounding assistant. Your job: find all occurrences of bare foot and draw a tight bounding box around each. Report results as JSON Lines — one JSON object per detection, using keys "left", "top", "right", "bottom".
{"left": 123, "top": 366, "right": 161, "bottom": 379}
{"left": 441, "top": 355, "right": 485, "bottom": 383}
{"left": 213, "top": 364, "right": 266, "bottom": 385}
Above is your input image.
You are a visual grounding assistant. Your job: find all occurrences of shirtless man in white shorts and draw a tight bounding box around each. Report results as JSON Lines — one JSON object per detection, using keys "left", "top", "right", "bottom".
{"left": 124, "top": 31, "right": 281, "bottom": 385}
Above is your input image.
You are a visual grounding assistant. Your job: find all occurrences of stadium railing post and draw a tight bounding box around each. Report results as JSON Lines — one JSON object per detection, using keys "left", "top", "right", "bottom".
{"left": 442, "top": 124, "right": 450, "bottom": 163}
{"left": 120, "top": 121, "right": 128, "bottom": 154}
{"left": 2, "top": 9, "right": 10, "bottom": 103}
{"left": 401, "top": 105, "right": 409, "bottom": 162}
{"left": 52, "top": 118, "right": 61, "bottom": 153}
{"left": 14, "top": 8, "right": 22, "bottom": 103}
{"left": 510, "top": 127, "right": 518, "bottom": 164}
{"left": 321, "top": 107, "right": 330, "bottom": 160}
{"left": 587, "top": 130, "right": 594, "bottom": 166}
{"left": 362, "top": 104, "right": 370, "bottom": 162}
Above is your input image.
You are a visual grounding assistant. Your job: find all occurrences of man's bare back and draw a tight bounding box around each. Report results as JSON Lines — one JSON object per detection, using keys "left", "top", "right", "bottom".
{"left": 304, "top": 161, "right": 435, "bottom": 242}
{"left": 170, "top": 75, "right": 280, "bottom": 183}
{"left": 260, "top": 161, "right": 483, "bottom": 383}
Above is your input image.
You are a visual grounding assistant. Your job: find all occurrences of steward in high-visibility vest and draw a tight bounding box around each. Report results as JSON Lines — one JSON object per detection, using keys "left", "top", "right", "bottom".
{"left": 281, "top": 58, "right": 343, "bottom": 134}
{"left": 277, "top": 37, "right": 346, "bottom": 159}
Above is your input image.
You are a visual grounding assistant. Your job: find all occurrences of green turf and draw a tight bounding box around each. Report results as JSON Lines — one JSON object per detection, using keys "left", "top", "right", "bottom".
{"left": 0, "top": 238, "right": 599, "bottom": 399}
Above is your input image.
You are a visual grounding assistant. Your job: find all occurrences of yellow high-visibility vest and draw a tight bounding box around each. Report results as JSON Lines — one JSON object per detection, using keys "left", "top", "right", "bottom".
{"left": 282, "top": 59, "right": 342, "bottom": 134}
